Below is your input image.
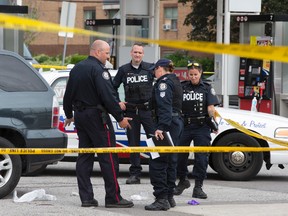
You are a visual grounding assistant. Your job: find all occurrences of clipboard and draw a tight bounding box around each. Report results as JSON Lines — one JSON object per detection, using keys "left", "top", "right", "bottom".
{"left": 152, "top": 131, "right": 174, "bottom": 147}
{"left": 146, "top": 131, "right": 174, "bottom": 159}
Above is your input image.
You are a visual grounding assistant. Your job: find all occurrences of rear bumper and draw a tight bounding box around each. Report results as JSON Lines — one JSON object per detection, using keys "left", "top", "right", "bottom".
{"left": 24, "top": 129, "right": 67, "bottom": 173}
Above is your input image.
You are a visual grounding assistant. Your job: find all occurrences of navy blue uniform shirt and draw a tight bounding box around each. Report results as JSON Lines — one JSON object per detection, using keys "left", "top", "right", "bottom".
{"left": 153, "top": 73, "right": 182, "bottom": 131}
{"left": 63, "top": 56, "right": 124, "bottom": 122}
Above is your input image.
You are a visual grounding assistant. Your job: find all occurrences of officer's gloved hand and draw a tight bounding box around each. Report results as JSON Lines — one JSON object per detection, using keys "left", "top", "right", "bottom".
{"left": 206, "top": 116, "right": 218, "bottom": 133}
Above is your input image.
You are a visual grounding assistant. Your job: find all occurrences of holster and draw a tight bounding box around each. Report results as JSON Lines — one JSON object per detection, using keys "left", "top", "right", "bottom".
{"left": 96, "top": 104, "right": 108, "bottom": 124}
{"left": 73, "top": 101, "right": 85, "bottom": 112}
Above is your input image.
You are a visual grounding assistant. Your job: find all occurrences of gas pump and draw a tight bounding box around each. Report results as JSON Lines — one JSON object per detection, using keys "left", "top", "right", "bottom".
{"left": 237, "top": 14, "right": 288, "bottom": 116}
{"left": 238, "top": 55, "right": 272, "bottom": 113}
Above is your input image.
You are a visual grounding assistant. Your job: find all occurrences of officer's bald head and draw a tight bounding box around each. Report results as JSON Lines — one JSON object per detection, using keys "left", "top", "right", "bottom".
{"left": 90, "top": 40, "right": 110, "bottom": 64}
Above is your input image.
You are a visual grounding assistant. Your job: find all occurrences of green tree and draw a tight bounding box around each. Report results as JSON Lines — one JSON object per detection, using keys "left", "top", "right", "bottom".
{"left": 179, "top": 0, "right": 288, "bottom": 43}
{"left": 164, "top": 51, "right": 214, "bottom": 72}
{"left": 179, "top": 0, "right": 217, "bottom": 42}
{"left": 23, "top": 1, "right": 39, "bottom": 45}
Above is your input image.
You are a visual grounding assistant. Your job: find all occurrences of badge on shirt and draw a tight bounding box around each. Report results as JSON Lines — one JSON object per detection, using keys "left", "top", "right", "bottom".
{"left": 211, "top": 88, "right": 216, "bottom": 95}
{"left": 160, "top": 92, "right": 166, "bottom": 98}
{"left": 159, "top": 83, "right": 167, "bottom": 91}
{"left": 102, "top": 71, "right": 110, "bottom": 80}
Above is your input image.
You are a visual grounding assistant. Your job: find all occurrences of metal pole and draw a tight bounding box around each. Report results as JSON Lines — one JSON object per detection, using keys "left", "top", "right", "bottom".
{"left": 120, "top": 0, "right": 126, "bottom": 46}
{"left": 223, "top": 0, "right": 231, "bottom": 108}
{"left": 216, "top": 0, "right": 223, "bottom": 43}
{"left": 153, "top": 0, "right": 160, "bottom": 60}
{"left": 62, "top": 2, "right": 70, "bottom": 66}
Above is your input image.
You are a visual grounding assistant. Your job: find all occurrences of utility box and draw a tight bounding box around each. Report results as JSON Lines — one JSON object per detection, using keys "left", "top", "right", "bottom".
{"left": 237, "top": 14, "right": 288, "bottom": 116}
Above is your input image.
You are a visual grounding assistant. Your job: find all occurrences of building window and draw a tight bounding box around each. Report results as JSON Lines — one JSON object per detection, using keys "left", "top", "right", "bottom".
{"left": 84, "top": 9, "right": 96, "bottom": 29}
{"left": 164, "top": 7, "right": 178, "bottom": 30}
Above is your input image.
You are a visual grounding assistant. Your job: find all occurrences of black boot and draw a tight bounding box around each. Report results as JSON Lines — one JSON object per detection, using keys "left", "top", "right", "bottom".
{"left": 145, "top": 198, "right": 170, "bottom": 211}
{"left": 173, "top": 177, "right": 190, "bottom": 195}
{"left": 192, "top": 180, "right": 207, "bottom": 199}
{"left": 168, "top": 196, "right": 176, "bottom": 208}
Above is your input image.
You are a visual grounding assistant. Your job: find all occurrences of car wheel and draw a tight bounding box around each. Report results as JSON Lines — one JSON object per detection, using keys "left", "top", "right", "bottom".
{"left": 208, "top": 154, "right": 216, "bottom": 172}
{"left": 211, "top": 132, "right": 263, "bottom": 181}
{"left": 0, "top": 137, "right": 22, "bottom": 199}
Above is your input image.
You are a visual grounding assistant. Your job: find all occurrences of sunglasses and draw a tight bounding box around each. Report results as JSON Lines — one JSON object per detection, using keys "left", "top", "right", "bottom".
{"left": 187, "top": 62, "right": 200, "bottom": 68}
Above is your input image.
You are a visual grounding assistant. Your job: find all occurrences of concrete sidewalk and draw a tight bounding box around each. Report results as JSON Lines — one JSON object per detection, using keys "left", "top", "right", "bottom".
{"left": 127, "top": 178, "right": 288, "bottom": 216}
{"left": 171, "top": 203, "right": 288, "bottom": 216}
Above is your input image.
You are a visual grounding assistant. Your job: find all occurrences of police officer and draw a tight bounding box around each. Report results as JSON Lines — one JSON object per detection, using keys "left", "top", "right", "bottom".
{"left": 145, "top": 59, "right": 183, "bottom": 211}
{"left": 113, "top": 42, "right": 155, "bottom": 184}
{"left": 173, "top": 61, "right": 219, "bottom": 199}
{"left": 63, "top": 40, "right": 134, "bottom": 208}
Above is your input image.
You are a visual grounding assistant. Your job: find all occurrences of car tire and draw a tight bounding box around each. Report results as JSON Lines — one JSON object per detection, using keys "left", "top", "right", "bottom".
{"left": 211, "top": 132, "right": 263, "bottom": 181}
{"left": 0, "top": 137, "right": 22, "bottom": 199}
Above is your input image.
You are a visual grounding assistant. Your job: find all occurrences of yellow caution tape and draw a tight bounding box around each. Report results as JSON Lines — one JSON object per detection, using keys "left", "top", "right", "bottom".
{"left": 0, "top": 14, "right": 288, "bottom": 154}
{"left": 1, "top": 13, "right": 288, "bottom": 63}
{"left": 224, "top": 118, "right": 288, "bottom": 146}
{"left": 32, "top": 64, "right": 70, "bottom": 70}
{"left": 215, "top": 110, "right": 288, "bottom": 147}
{"left": 0, "top": 146, "right": 288, "bottom": 155}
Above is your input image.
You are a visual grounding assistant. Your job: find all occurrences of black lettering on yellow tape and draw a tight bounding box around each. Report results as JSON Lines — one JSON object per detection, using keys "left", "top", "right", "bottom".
{"left": 1, "top": 147, "right": 288, "bottom": 155}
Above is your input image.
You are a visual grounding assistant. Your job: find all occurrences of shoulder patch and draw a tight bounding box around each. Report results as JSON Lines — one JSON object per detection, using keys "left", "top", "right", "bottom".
{"left": 211, "top": 88, "right": 216, "bottom": 95}
{"left": 102, "top": 71, "right": 110, "bottom": 80}
{"left": 159, "top": 83, "right": 167, "bottom": 91}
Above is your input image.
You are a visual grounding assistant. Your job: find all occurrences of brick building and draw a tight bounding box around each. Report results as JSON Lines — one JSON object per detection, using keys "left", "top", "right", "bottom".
{"left": 23, "top": 0, "right": 208, "bottom": 59}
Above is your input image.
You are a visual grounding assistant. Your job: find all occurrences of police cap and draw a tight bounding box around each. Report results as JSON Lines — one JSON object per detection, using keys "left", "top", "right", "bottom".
{"left": 149, "top": 58, "right": 172, "bottom": 70}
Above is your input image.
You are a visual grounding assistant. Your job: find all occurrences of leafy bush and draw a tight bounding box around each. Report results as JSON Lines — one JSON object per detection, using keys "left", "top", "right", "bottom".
{"left": 34, "top": 54, "right": 87, "bottom": 66}
{"left": 34, "top": 54, "right": 49, "bottom": 63}
{"left": 70, "top": 55, "right": 87, "bottom": 64}
{"left": 164, "top": 51, "right": 214, "bottom": 72}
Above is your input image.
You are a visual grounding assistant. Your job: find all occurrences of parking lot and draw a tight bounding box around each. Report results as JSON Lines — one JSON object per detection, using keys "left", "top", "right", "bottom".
{"left": 2, "top": 162, "right": 288, "bottom": 216}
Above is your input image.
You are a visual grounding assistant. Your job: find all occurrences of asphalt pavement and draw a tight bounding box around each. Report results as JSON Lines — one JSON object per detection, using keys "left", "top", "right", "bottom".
{"left": 2, "top": 163, "right": 288, "bottom": 216}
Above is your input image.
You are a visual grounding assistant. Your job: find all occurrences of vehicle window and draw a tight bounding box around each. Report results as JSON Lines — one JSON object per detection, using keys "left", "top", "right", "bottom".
{"left": 50, "top": 74, "right": 124, "bottom": 105}
{"left": 51, "top": 77, "right": 68, "bottom": 105}
{"left": 0, "top": 55, "right": 47, "bottom": 92}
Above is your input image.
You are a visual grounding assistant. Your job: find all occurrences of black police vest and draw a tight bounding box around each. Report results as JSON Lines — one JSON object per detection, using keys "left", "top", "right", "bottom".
{"left": 182, "top": 81, "right": 208, "bottom": 117}
{"left": 170, "top": 74, "right": 182, "bottom": 113}
{"left": 123, "top": 67, "right": 153, "bottom": 103}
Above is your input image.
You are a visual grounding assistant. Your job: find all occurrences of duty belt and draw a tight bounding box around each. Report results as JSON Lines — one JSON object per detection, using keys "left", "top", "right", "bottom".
{"left": 126, "top": 102, "right": 150, "bottom": 114}
{"left": 184, "top": 116, "right": 207, "bottom": 125}
{"left": 73, "top": 105, "right": 98, "bottom": 111}
{"left": 73, "top": 103, "right": 109, "bottom": 124}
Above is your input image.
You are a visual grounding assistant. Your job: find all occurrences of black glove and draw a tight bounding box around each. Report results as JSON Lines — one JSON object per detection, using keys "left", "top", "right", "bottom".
{"left": 206, "top": 116, "right": 218, "bottom": 132}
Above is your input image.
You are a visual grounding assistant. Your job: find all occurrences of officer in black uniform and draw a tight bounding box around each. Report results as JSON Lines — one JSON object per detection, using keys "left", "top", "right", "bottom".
{"left": 113, "top": 42, "right": 155, "bottom": 184}
{"left": 174, "top": 61, "right": 219, "bottom": 199}
{"left": 145, "top": 59, "right": 183, "bottom": 211}
{"left": 63, "top": 40, "right": 134, "bottom": 208}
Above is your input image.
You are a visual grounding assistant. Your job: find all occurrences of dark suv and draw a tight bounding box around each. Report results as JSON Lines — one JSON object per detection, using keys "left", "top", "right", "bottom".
{"left": 0, "top": 50, "right": 67, "bottom": 199}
